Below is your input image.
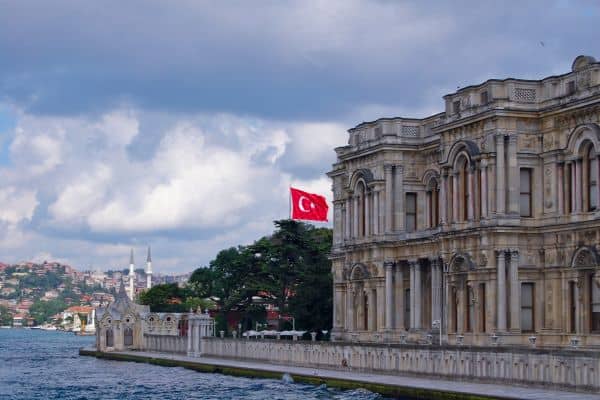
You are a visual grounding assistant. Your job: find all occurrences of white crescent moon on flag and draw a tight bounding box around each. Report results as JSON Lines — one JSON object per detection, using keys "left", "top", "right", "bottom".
{"left": 298, "top": 196, "right": 311, "bottom": 212}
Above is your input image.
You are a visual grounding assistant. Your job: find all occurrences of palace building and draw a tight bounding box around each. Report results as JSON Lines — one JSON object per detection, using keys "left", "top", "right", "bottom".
{"left": 328, "top": 55, "right": 600, "bottom": 347}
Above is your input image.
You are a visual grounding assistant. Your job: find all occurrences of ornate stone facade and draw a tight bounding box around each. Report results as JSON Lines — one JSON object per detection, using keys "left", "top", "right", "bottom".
{"left": 328, "top": 55, "right": 600, "bottom": 347}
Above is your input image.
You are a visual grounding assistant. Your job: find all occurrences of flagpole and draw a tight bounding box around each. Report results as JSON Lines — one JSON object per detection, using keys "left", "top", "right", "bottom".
{"left": 288, "top": 185, "right": 292, "bottom": 220}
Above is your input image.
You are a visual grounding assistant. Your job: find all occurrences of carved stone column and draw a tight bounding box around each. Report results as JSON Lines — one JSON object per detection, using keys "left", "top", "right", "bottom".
{"left": 373, "top": 190, "right": 379, "bottom": 235}
{"left": 496, "top": 250, "right": 507, "bottom": 332}
{"left": 571, "top": 161, "right": 576, "bottom": 214}
{"left": 507, "top": 134, "right": 519, "bottom": 216}
{"left": 384, "top": 261, "right": 394, "bottom": 330}
{"left": 344, "top": 197, "right": 351, "bottom": 240}
{"left": 509, "top": 249, "right": 520, "bottom": 332}
{"left": 496, "top": 133, "right": 506, "bottom": 215}
{"left": 452, "top": 172, "right": 459, "bottom": 223}
{"left": 384, "top": 164, "right": 393, "bottom": 233}
{"left": 575, "top": 159, "right": 582, "bottom": 212}
{"left": 395, "top": 264, "right": 405, "bottom": 331}
{"left": 412, "top": 261, "right": 422, "bottom": 330}
{"left": 347, "top": 283, "right": 355, "bottom": 332}
{"left": 557, "top": 163, "right": 564, "bottom": 215}
{"left": 394, "top": 165, "right": 404, "bottom": 231}
{"left": 480, "top": 160, "right": 488, "bottom": 218}
{"left": 364, "top": 192, "right": 370, "bottom": 237}
{"left": 409, "top": 261, "right": 415, "bottom": 329}
{"left": 431, "top": 259, "right": 441, "bottom": 327}
{"left": 440, "top": 170, "right": 447, "bottom": 224}
{"left": 353, "top": 195, "right": 359, "bottom": 238}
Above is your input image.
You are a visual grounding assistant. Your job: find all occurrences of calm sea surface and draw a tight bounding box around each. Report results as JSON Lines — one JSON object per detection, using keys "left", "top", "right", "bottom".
{"left": 0, "top": 329, "right": 387, "bottom": 400}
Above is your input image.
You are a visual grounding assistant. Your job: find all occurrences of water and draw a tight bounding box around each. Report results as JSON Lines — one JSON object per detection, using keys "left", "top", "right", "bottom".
{"left": 0, "top": 329, "right": 387, "bottom": 400}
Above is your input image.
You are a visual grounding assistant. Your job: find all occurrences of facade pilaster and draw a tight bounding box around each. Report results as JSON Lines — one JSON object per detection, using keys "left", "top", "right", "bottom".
{"left": 496, "top": 133, "right": 506, "bottom": 215}
{"left": 346, "top": 283, "right": 355, "bottom": 332}
{"left": 409, "top": 261, "right": 415, "bottom": 329}
{"left": 384, "top": 261, "right": 394, "bottom": 330}
{"left": 364, "top": 192, "right": 370, "bottom": 237}
{"left": 467, "top": 165, "right": 475, "bottom": 221}
{"left": 413, "top": 261, "right": 422, "bottom": 329}
{"left": 440, "top": 170, "right": 447, "bottom": 224}
{"left": 373, "top": 190, "right": 379, "bottom": 235}
{"left": 344, "top": 197, "right": 351, "bottom": 240}
{"left": 480, "top": 160, "right": 488, "bottom": 218}
{"left": 394, "top": 264, "right": 405, "bottom": 331}
{"left": 496, "top": 250, "right": 507, "bottom": 332}
{"left": 557, "top": 163, "right": 564, "bottom": 215}
{"left": 507, "top": 134, "right": 519, "bottom": 216}
{"left": 452, "top": 172, "right": 459, "bottom": 223}
{"left": 384, "top": 165, "right": 393, "bottom": 233}
{"left": 575, "top": 159, "right": 582, "bottom": 212}
{"left": 571, "top": 161, "right": 576, "bottom": 214}
{"left": 353, "top": 195, "right": 359, "bottom": 238}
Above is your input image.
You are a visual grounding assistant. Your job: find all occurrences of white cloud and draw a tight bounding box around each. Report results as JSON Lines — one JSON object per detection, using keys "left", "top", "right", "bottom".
{"left": 0, "top": 187, "right": 38, "bottom": 224}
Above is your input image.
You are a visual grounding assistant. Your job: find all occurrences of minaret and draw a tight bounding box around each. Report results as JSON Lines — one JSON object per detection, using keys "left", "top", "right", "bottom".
{"left": 146, "top": 246, "right": 152, "bottom": 289}
{"left": 128, "top": 248, "right": 135, "bottom": 300}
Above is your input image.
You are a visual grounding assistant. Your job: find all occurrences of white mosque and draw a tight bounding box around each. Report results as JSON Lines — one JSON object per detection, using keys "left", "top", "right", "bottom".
{"left": 127, "top": 246, "right": 153, "bottom": 300}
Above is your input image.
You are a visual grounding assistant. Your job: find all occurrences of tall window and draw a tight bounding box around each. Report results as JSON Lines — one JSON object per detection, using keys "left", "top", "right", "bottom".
{"left": 521, "top": 283, "right": 534, "bottom": 332}
{"left": 461, "top": 163, "right": 469, "bottom": 221}
{"left": 520, "top": 168, "right": 532, "bottom": 217}
{"left": 569, "top": 281, "right": 576, "bottom": 333}
{"left": 479, "top": 283, "right": 487, "bottom": 333}
{"left": 590, "top": 274, "right": 600, "bottom": 333}
{"left": 586, "top": 145, "right": 598, "bottom": 211}
{"left": 363, "top": 293, "right": 369, "bottom": 331}
{"left": 565, "top": 163, "right": 573, "bottom": 214}
{"left": 358, "top": 182, "right": 366, "bottom": 237}
{"left": 427, "top": 180, "right": 439, "bottom": 228}
{"left": 480, "top": 90, "right": 489, "bottom": 104}
{"left": 466, "top": 286, "right": 474, "bottom": 332}
{"left": 124, "top": 327, "right": 134, "bottom": 346}
{"left": 406, "top": 193, "right": 417, "bottom": 232}
{"left": 404, "top": 288, "right": 411, "bottom": 331}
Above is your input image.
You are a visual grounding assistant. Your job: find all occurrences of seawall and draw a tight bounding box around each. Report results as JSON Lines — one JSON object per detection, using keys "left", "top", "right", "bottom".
{"left": 79, "top": 347, "right": 598, "bottom": 400}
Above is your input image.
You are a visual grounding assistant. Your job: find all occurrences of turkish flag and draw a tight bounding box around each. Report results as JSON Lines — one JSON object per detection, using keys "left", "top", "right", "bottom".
{"left": 290, "top": 187, "right": 329, "bottom": 222}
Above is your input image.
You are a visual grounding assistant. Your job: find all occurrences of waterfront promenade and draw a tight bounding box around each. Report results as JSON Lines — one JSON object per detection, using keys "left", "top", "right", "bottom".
{"left": 80, "top": 348, "right": 600, "bottom": 400}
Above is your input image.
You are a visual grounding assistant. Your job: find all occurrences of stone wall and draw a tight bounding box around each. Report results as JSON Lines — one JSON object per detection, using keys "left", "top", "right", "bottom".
{"left": 201, "top": 338, "right": 600, "bottom": 392}
{"left": 144, "top": 334, "right": 187, "bottom": 354}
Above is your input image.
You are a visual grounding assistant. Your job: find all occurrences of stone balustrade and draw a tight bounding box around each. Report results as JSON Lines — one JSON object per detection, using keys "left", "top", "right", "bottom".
{"left": 200, "top": 338, "right": 600, "bottom": 392}
{"left": 143, "top": 334, "right": 187, "bottom": 354}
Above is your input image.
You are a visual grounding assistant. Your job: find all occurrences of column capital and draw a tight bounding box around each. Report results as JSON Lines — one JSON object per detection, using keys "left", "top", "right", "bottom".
{"left": 408, "top": 259, "right": 418, "bottom": 268}
{"left": 495, "top": 132, "right": 506, "bottom": 140}
{"left": 384, "top": 164, "right": 394, "bottom": 172}
{"left": 509, "top": 249, "right": 519, "bottom": 259}
{"left": 507, "top": 134, "right": 518, "bottom": 144}
{"left": 495, "top": 249, "right": 507, "bottom": 259}
{"left": 395, "top": 165, "right": 404, "bottom": 172}
{"left": 383, "top": 260, "right": 395, "bottom": 270}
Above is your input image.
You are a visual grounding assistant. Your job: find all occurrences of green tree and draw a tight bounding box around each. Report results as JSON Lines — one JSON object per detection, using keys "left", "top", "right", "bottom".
{"left": 29, "top": 299, "right": 67, "bottom": 325}
{"left": 0, "top": 305, "right": 12, "bottom": 326}
{"left": 139, "top": 283, "right": 195, "bottom": 312}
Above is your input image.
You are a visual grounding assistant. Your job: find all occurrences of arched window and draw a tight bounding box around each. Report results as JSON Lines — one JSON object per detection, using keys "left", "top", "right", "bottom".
{"left": 356, "top": 181, "right": 366, "bottom": 237}
{"left": 106, "top": 329, "right": 114, "bottom": 347}
{"left": 426, "top": 178, "right": 439, "bottom": 228}
{"left": 124, "top": 327, "right": 134, "bottom": 346}
{"left": 454, "top": 156, "right": 470, "bottom": 222}
{"left": 584, "top": 143, "right": 598, "bottom": 211}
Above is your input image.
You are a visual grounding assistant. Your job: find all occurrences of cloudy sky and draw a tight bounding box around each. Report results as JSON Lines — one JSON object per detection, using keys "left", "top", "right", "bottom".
{"left": 0, "top": 1, "right": 598, "bottom": 273}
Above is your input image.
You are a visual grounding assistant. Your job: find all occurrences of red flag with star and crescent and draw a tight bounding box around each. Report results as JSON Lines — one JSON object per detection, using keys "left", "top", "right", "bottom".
{"left": 290, "top": 187, "right": 329, "bottom": 222}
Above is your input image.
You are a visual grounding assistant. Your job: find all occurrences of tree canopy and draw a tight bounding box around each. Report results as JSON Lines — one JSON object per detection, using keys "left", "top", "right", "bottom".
{"left": 188, "top": 219, "right": 332, "bottom": 334}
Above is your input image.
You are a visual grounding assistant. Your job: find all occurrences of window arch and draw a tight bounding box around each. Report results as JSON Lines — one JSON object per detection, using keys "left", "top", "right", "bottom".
{"left": 356, "top": 181, "right": 367, "bottom": 237}
{"left": 425, "top": 177, "right": 440, "bottom": 228}
{"left": 454, "top": 155, "right": 471, "bottom": 222}
{"left": 581, "top": 141, "right": 598, "bottom": 212}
